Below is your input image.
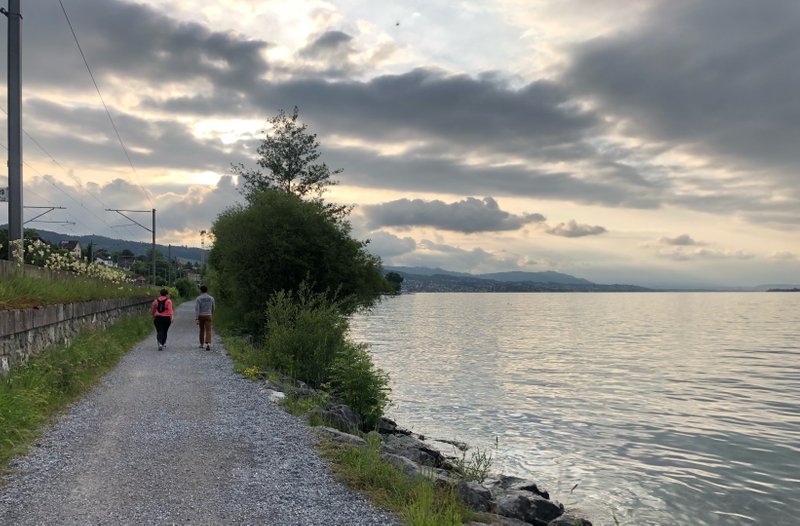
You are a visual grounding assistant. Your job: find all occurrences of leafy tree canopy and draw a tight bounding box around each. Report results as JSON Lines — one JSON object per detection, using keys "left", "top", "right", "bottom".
{"left": 233, "top": 107, "right": 341, "bottom": 199}
{"left": 209, "top": 189, "right": 390, "bottom": 336}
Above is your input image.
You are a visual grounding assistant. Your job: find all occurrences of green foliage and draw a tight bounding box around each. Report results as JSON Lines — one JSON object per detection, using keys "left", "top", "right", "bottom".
{"left": 174, "top": 277, "right": 199, "bottom": 299}
{"left": 259, "top": 285, "right": 349, "bottom": 386}
{"left": 385, "top": 271, "right": 404, "bottom": 294}
{"left": 451, "top": 447, "right": 494, "bottom": 483}
{"left": 164, "top": 286, "right": 180, "bottom": 300}
{"left": 325, "top": 342, "right": 390, "bottom": 430}
{"left": 210, "top": 189, "right": 389, "bottom": 336}
{"left": 0, "top": 228, "right": 40, "bottom": 260}
{"left": 223, "top": 286, "right": 390, "bottom": 429}
{"left": 232, "top": 107, "right": 342, "bottom": 201}
{"left": 0, "top": 313, "right": 152, "bottom": 472}
{"left": 319, "top": 440, "right": 475, "bottom": 526}
{"left": 0, "top": 274, "right": 157, "bottom": 311}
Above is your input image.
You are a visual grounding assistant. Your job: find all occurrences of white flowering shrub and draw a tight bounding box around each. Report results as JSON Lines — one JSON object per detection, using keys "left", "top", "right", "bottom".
{"left": 22, "top": 239, "right": 129, "bottom": 284}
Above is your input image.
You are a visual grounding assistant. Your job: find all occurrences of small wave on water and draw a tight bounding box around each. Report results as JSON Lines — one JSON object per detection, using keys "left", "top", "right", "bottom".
{"left": 350, "top": 292, "right": 800, "bottom": 526}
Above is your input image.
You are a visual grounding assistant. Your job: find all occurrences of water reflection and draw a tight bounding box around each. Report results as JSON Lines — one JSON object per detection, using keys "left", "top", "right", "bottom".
{"left": 350, "top": 292, "right": 800, "bottom": 526}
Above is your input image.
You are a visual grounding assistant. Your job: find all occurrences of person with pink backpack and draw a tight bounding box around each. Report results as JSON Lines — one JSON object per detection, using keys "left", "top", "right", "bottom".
{"left": 151, "top": 288, "right": 174, "bottom": 351}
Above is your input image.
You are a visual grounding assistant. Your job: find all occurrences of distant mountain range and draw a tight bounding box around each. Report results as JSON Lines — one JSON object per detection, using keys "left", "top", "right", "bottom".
{"left": 31, "top": 228, "right": 203, "bottom": 263}
{"left": 384, "top": 266, "right": 650, "bottom": 292}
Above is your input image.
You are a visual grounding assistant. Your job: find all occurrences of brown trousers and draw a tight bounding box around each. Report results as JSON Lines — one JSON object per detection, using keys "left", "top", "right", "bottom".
{"left": 197, "top": 315, "right": 213, "bottom": 345}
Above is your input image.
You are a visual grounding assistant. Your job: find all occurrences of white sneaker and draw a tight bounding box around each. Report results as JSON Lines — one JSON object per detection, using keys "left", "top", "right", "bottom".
{"left": 158, "top": 344, "right": 163, "bottom": 351}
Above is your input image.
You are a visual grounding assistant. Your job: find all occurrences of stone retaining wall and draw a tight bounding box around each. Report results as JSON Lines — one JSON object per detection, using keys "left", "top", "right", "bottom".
{"left": 0, "top": 297, "right": 153, "bottom": 374}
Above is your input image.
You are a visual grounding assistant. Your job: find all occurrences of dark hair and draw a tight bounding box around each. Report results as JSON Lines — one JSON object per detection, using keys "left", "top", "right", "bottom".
{"left": 160, "top": 288, "right": 168, "bottom": 296}
{"left": 200, "top": 285, "right": 208, "bottom": 293}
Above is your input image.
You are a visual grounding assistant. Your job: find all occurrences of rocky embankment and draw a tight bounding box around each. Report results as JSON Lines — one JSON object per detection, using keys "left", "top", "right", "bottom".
{"left": 259, "top": 373, "right": 593, "bottom": 526}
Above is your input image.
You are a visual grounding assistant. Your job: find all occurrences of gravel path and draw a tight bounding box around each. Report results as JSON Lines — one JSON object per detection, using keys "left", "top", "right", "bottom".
{"left": 0, "top": 302, "right": 397, "bottom": 525}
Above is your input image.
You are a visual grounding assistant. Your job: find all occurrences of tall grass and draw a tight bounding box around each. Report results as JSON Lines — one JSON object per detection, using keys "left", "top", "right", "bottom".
{"left": 0, "top": 274, "right": 156, "bottom": 310}
{"left": 0, "top": 312, "right": 153, "bottom": 473}
{"left": 222, "top": 284, "right": 390, "bottom": 429}
{"left": 320, "top": 439, "right": 481, "bottom": 526}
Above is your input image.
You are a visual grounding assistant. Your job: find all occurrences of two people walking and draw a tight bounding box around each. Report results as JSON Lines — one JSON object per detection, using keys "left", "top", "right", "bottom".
{"left": 151, "top": 285, "right": 215, "bottom": 352}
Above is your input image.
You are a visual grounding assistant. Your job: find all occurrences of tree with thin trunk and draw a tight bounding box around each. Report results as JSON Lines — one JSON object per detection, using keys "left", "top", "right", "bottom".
{"left": 233, "top": 107, "right": 343, "bottom": 202}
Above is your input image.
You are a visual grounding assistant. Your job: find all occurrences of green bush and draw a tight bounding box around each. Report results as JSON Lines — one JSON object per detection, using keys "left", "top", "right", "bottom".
{"left": 326, "top": 342, "right": 390, "bottom": 429}
{"left": 209, "top": 189, "right": 389, "bottom": 336}
{"left": 174, "top": 277, "right": 199, "bottom": 299}
{"left": 239, "top": 285, "right": 390, "bottom": 428}
{"left": 260, "top": 284, "right": 349, "bottom": 387}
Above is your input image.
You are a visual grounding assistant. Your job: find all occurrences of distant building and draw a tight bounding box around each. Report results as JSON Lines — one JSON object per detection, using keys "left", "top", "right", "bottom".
{"left": 59, "top": 240, "right": 82, "bottom": 260}
{"left": 134, "top": 275, "right": 147, "bottom": 285}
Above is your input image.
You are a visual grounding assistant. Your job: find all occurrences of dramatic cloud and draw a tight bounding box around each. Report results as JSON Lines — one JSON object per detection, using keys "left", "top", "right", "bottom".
{"left": 362, "top": 197, "right": 545, "bottom": 233}
{"left": 0, "top": 0, "right": 797, "bottom": 287}
{"left": 546, "top": 220, "right": 606, "bottom": 238}
{"left": 569, "top": 0, "right": 800, "bottom": 191}
{"left": 4, "top": 0, "right": 270, "bottom": 92}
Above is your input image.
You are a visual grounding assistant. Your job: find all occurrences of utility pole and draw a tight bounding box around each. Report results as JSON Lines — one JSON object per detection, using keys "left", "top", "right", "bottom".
{"left": 151, "top": 208, "right": 156, "bottom": 285}
{"left": 200, "top": 229, "right": 206, "bottom": 279}
{"left": 2, "top": 1, "right": 23, "bottom": 260}
{"left": 107, "top": 208, "right": 157, "bottom": 286}
{"left": 167, "top": 243, "right": 171, "bottom": 284}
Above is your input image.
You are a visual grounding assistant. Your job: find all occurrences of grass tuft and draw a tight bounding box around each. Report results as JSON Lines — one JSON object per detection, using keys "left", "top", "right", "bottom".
{"left": 0, "top": 274, "right": 156, "bottom": 311}
{"left": 0, "top": 312, "right": 153, "bottom": 474}
{"left": 319, "top": 439, "right": 478, "bottom": 526}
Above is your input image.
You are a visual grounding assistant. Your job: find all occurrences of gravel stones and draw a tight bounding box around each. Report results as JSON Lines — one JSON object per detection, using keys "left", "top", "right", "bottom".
{"left": 0, "top": 302, "right": 396, "bottom": 525}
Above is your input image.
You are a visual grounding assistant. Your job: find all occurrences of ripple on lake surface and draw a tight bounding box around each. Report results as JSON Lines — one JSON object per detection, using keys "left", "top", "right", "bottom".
{"left": 350, "top": 292, "right": 800, "bottom": 526}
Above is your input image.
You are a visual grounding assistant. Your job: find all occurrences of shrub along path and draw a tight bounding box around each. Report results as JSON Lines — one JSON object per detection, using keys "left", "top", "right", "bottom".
{"left": 0, "top": 302, "right": 396, "bottom": 525}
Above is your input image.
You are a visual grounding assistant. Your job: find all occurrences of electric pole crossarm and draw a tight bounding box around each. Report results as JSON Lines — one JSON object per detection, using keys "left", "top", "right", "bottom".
{"left": 23, "top": 205, "right": 66, "bottom": 224}
{"left": 106, "top": 209, "right": 153, "bottom": 232}
{"left": 105, "top": 208, "right": 157, "bottom": 286}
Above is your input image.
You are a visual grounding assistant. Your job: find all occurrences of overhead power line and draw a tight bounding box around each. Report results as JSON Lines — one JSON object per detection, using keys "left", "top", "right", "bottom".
{"left": 0, "top": 105, "right": 115, "bottom": 218}
{"left": 58, "top": 0, "right": 154, "bottom": 208}
{"left": 0, "top": 140, "right": 108, "bottom": 232}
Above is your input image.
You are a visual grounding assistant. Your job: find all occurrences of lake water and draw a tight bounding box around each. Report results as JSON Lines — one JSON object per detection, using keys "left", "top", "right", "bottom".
{"left": 349, "top": 292, "right": 800, "bottom": 526}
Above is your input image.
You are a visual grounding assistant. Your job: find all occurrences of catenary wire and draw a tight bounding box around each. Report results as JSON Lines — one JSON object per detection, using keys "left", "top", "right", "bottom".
{"left": 58, "top": 0, "right": 155, "bottom": 208}
{"left": 0, "top": 105, "right": 112, "bottom": 214}
{"left": 0, "top": 140, "right": 111, "bottom": 233}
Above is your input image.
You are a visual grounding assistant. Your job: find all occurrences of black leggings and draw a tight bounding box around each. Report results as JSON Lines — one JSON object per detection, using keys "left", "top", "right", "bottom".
{"left": 154, "top": 316, "right": 171, "bottom": 345}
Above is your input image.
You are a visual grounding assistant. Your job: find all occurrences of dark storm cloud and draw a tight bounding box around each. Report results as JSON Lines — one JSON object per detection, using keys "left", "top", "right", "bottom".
{"left": 300, "top": 31, "right": 354, "bottom": 60}
{"left": 255, "top": 70, "right": 601, "bottom": 156}
{"left": 325, "top": 146, "right": 663, "bottom": 208}
{"left": 569, "top": 0, "right": 800, "bottom": 186}
{"left": 363, "top": 197, "right": 545, "bottom": 233}
{"left": 25, "top": 98, "right": 246, "bottom": 172}
{"left": 144, "top": 68, "right": 601, "bottom": 159}
{"left": 659, "top": 234, "right": 699, "bottom": 246}
{"left": 545, "top": 220, "right": 606, "bottom": 238}
{"left": 0, "top": 0, "right": 270, "bottom": 91}
{"left": 362, "top": 197, "right": 544, "bottom": 234}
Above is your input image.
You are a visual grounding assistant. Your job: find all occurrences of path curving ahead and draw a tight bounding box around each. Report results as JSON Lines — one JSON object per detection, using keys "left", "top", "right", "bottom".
{"left": 0, "top": 302, "right": 396, "bottom": 525}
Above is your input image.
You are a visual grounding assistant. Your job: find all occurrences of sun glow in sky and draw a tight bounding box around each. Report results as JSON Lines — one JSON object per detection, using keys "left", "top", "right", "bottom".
{"left": 0, "top": 0, "right": 798, "bottom": 288}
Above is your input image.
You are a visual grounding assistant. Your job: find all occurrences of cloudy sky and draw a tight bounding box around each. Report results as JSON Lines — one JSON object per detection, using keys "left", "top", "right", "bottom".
{"left": 0, "top": 0, "right": 798, "bottom": 288}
